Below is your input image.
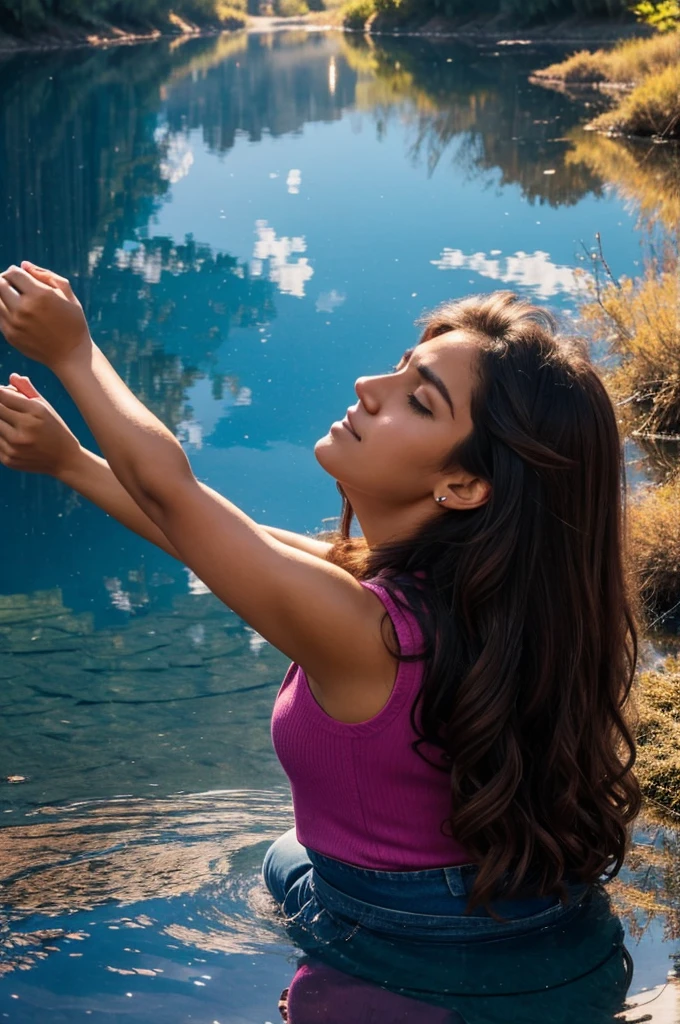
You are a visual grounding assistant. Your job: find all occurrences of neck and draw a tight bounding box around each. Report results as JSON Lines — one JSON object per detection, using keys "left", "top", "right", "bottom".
{"left": 341, "top": 487, "right": 435, "bottom": 549}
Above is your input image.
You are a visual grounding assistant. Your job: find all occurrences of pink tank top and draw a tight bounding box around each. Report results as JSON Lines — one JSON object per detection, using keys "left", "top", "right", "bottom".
{"left": 271, "top": 579, "right": 471, "bottom": 870}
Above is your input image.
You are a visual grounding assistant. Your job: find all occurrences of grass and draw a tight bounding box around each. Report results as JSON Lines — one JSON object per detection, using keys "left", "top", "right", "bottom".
{"left": 636, "top": 657, "right": 680, "bottom": 813}
{"left": 579, "top": 235, "right": 680, "bottom": 631}
{"left": 533, "top": 29, "right": 680, "bottom": 137}
{"left": 629, "top": 474, "right": 680, "bottom": 625}
{"left": 580, "top": 245, "right": 680, "bottom": 438}
{"left": 589, "top": 60, "right": 680, "bottom": 137}
{"left": 534, "top": 30, "right": 680, "bottom": 85}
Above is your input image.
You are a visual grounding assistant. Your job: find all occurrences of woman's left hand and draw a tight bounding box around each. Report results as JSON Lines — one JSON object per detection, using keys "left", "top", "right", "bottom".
{"left": 0, "top": 263, "right": 91, "bottom": 371}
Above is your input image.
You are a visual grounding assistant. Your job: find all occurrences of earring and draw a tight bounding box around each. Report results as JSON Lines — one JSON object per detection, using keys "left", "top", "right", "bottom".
{"left": 435, "top": 496, "right": 448, "bottom": 503}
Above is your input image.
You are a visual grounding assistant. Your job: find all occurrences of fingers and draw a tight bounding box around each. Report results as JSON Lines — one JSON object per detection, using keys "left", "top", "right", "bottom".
{"left": 0, "top": 420, "right": 24, "bottom": 470}
{"left": 21, "top": 262, "right": 60, "bottom": 288}
{"left": 9, "top": 373, "right": 41, "bottom": 399}
{"left": 20, "top": 261, "right": 75, "bottom": 300}
{"left": 0, "top": 385, "right": 32, "bottom": 425}
{"left": 0, "top": 275, "right": 20, "bottom": 311}
{"left": 1, "top": 265, "right": 45, "bottom": 296}
{"left": 0, "top": 416, "right": 16, "bottom": 442}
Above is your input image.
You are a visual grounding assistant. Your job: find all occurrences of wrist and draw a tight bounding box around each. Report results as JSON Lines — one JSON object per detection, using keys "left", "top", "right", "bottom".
{"left": 55, "top": 444, "right": 89, "bottom": 485}
{"left": 50, "top": 334, "right": 94, "bottom": 378}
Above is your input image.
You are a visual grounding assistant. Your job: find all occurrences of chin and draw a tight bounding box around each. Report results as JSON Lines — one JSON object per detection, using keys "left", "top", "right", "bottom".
{"left": 314, "top": 434, "right": 351, "bottom": 487}
{"left": 314, "top": 433, "right": 336, "bottom": 472}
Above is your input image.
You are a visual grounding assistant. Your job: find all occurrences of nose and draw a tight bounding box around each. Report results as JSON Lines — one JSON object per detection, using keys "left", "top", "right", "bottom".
{"left": 354, "top": 374, "right": 382, "bottom": 413}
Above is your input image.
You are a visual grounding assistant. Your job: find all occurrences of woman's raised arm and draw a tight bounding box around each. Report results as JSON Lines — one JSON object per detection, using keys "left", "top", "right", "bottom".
{"left": 0, "top": 266, "right": 387, "bottom": 695}
{"left": 0, "top": 378, "right": 334, "bottom": 564}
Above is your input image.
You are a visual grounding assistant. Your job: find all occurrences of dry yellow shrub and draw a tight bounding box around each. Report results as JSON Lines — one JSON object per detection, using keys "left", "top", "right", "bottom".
{"left": 534, "top": 31, "right": 680, "bottom": 86}
{"left": 636, "top": 657, "right": 680, "bottom": 812}
{"left": 532, "top": 32, "right": 680, "bottom": 137}
{"left": 590, "top": 61, "right": 680, "bottom": 137}
{"left": 581, "top": 251, "right": 680, "bottom": 436}
{"left": 629, "top": 475, "right": 680, "bottom": 621}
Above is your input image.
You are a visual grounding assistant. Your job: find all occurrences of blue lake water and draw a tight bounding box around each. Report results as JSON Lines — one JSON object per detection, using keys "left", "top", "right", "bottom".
{"left": 1, "top": 26, "right": 679, "bottom": 1021}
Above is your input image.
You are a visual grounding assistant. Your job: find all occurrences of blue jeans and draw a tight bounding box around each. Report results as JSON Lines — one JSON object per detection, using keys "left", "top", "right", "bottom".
{"left": 262, "top": 828, "right": 590, "bottom": 944}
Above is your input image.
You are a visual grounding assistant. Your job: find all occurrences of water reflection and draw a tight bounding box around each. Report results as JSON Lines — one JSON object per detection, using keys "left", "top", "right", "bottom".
{"left": 566, "top": 131, "right": 680, "bottom": 233}
{"left": 163, "top": 31, "right": 357, "bottom": 152}
{"left": 340, "top": 35, "right": 609, "bottom": 206}
{"left": 2, "top": 28, "right": 673, "bottom": 614}
{"left": 1, "top": 24, "right": 680, "bottom": 1020}
{"left": 0, "top": 792, "right": 293, "bottom": 1020}
{"left": 430, "top": 246, "right": 586, "bottom": 301}
{"left": 0, "top": 39, "right": 214, "bottom": 276}
{"left": 3, "top": 787, "right": 680, "bottom": 1020}
{"left": 0, "top": 587, "right": 289, "bottom": 810}
{"left": 282, "top": 906, "right": 631, "bottom": 1022}
{"left": 0, "top": 789, "right": 637, "bottom": 1021}
{"left": 91, "top": 234, "right": 275, "bottom": 426}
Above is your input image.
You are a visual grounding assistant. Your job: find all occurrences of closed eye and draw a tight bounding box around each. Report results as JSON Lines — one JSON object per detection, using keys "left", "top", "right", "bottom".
{"left": 407, "top": 392, "right": 432, "bottom": 417}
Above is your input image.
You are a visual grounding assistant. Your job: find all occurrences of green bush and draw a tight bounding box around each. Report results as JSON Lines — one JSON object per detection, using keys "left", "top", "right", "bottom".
{"left": 341, "top": 0, "right": 376, "bottom": 28}
{"left": 0, "top": 0, "right": 247, "bottom": 31}
{"left": 274, "top": 0, "right": 309, "bottom": 13}
{"left": 345, "top": 0, "right": 629, "bottom": 21}
{"left": 212, "top": 2, "right": 248, "bottom": 25}
{"left": 0, "top": 0, "right": 49, "bottom": 29}
{"left": 633, "top": 0, "right": 680, "bottom": 32}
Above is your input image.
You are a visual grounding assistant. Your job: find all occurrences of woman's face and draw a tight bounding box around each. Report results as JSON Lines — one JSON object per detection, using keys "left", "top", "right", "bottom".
{"left": 315, "top": 330, "right": 479, "bottom": 509}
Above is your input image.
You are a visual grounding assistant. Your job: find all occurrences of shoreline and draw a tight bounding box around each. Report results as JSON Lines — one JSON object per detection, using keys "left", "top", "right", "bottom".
{"left": 1, "top": 11, "right": 651, "bottom": 55}
{"left": 311, "top": 10, "right": 652, "bottom": 45}
{"left": 0, "top": 20, "right": 233, "bottom": 56}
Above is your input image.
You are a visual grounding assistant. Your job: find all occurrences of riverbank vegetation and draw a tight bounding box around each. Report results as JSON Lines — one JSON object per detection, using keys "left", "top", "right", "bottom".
{"left": 535, "top": 29, "right": 679, "bottom": 84}
{"left": 636, "top": 657, "right": 680, "bottom": 814}
{"left": 341, "top": 0, "right": 636, "bottom": 31}
{"left": 533, "top": 18, "right": 680, "bottom": 137}
{"left": 578, "top": 241, "right": 680, "bottom": 626}
{"left": 630, "top": 476, "right": 680, "bottom": 625}
{"left": 0, "top": 0, "right": 247, "bottom": 43}
{"left": 589, "top": 60, "right": 680, "bottom": 136}
{"left": 582, "top": 247, "right": 680, "bottom": 440}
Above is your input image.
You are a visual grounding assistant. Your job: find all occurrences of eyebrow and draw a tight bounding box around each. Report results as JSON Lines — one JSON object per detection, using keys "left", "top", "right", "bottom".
{"left": 411, "top": 356, "right": 455, "bottom": 419}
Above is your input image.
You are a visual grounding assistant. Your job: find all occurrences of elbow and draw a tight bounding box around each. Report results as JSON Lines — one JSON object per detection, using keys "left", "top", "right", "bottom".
{"left": 126, "top": 446, "right": 194, "bottom": 523}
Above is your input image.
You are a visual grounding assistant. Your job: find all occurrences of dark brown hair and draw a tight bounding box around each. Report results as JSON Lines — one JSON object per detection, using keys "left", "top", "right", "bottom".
{"left": 325, "top": 291, "right": 641, "bottom": 911}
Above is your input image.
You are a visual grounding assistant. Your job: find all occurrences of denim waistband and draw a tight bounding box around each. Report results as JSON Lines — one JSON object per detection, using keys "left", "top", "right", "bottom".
{"left": 306, "top": 848, "right": 589, "bottom": 939}
{"left": 309, "top": 850, "right": 481, "bottom": 900}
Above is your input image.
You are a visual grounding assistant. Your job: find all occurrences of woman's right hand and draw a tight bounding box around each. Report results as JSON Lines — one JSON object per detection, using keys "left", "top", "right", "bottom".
{"left": 0, "top": 373, "right": 82, "bottom": 477}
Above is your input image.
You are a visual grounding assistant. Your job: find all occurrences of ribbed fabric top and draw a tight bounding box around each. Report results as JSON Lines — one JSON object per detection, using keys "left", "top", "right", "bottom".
{"left": 271, "top": 579, "right": 470, "bottom": 870}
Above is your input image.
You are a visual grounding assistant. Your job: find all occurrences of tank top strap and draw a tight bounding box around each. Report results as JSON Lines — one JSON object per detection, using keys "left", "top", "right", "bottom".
{"left": 360, "top": 579, "right": 426, "bottom": 659}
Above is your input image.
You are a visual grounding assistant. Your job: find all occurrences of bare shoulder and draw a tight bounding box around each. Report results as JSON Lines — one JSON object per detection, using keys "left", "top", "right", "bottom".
{"left": 152, "top": 477, "right": 400, "bottom": 696}
{"left": 305, "top": 586, "right": 401, "bottom": 724}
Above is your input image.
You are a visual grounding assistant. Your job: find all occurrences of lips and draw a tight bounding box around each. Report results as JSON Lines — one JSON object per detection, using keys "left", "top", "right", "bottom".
{"left": 344, "top": 410, "right": 361, "bottom": 440}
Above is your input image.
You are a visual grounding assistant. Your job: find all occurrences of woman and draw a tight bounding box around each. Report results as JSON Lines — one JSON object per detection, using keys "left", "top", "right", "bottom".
{"left": 0, "top": 262, "right": 640, "bottom": 946}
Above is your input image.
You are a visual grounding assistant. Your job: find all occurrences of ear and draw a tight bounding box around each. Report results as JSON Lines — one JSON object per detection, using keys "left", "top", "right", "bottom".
{"left": 439, "top": 473, "right": 491, "bottom": 511}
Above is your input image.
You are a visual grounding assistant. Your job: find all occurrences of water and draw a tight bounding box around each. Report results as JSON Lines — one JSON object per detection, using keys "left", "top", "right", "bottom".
{"left": 0, "top": 26, "right": 679, "bottom": 1021}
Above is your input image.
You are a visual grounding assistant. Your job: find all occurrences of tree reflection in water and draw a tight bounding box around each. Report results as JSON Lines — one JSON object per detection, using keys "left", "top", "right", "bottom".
{"left": 1, "top": 26, "right": 680, "bottom": 1020}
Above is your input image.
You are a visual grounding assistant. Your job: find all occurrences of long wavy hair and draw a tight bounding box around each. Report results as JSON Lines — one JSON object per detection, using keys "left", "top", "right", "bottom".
{"left": 325, "top": 291, "right": 641, "bottom": 911}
